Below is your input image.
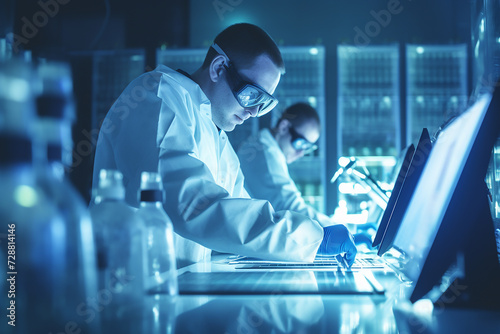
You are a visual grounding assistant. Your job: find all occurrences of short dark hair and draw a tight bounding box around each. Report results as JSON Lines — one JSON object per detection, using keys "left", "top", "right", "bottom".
{"left": 202, "top": 23, "right": 285, "bottom": 73}
{"left": 277, "top": 102, "right": 320, "bottom": 128}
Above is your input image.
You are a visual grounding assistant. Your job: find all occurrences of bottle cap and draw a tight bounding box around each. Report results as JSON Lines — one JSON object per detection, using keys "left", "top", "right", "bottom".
{"left": 140, "top": 171, "right": 162, "bottom": 190}
{"left": 36, "top": 61, "right": 75, "bottom": 121}
{"left": 0, "top": 59, "right": 36, "bottom": 137}
{"left": 96, "top": 169, "right": 125, "bottom": 200}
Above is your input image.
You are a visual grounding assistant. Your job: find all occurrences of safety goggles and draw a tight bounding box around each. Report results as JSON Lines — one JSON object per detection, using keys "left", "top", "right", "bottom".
{"left": 289, "top": 126, "right": 318, "bottom": 154}
{"left": 211, "top": 43, "right": 279, "bottom": 117}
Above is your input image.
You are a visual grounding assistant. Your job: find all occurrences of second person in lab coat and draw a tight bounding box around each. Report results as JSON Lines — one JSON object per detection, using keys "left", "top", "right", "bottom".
{"left": 237, "top": 102, "right": 335, "bottom": 228}
{"left": 92, "top": 23, "right": 356, "bottom": 267}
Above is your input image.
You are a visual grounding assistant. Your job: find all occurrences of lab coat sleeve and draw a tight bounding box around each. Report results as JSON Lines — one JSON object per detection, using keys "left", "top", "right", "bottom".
{"left": 233, "top": 167, "right": 250, "bottom": 199}
{"left": 156, "top": 88, "right": 323, "bottom": 263}
{"left": 159, "top": 150, "right": 323, "bottom": 262}
{"left": 238, "top": 136, "right": 333, "bottom": 228}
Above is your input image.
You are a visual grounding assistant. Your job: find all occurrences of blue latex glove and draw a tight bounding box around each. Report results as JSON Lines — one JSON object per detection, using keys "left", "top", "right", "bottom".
{"left": 317, "top": 224, "right": 357, "bottom": 268}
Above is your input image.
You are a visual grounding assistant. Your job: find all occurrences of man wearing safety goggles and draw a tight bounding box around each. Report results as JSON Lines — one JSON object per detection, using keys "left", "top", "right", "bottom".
{"left": 211, "top": 43, "right": 279, "bottom": 118}
{"left": 237, "top": 103, "right": 335, "bottom": 228}
{"left": 92, "top": 23, "right": 356, "bottom": 267}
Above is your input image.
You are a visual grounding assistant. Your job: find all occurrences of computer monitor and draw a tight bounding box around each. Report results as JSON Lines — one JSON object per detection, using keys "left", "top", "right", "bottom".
{"left": 392, "top": 90, "right": 500, "bottom": 307}
{"left": 377, "top": 128, "right": 433, "bottom": 256}
{"left": 372, "top": 144, "right": 415, "bottom": 248}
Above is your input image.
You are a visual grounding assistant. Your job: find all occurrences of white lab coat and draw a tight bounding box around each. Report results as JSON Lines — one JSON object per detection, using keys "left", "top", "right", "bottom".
{"left": 92, "top": 65, "right": 323, "bottom": 265}
{"left": 237, "top": 129, "right": 333, "bottom": 227}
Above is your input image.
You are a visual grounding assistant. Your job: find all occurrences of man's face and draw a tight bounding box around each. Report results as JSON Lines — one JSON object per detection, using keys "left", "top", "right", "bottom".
{"left": 279, "top": 119, "right": 320, "bottom": 164}
{"left": 211, "top": 54, "right": 281, "bottom": 132}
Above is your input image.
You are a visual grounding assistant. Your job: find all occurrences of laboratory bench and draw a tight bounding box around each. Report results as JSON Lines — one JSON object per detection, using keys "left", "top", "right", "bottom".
{"left": 99, "top": 254, "right": 500, "bottom": 334}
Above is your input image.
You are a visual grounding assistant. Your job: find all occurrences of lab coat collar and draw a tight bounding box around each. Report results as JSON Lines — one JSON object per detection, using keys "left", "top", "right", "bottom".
{"left": 176, "top": 68, "right": 192, "bottom": 79}
{"left": 156, "top": 65, "right": 226, "bottom": 137}
{"left": 155, "top": 64, "right": 211, "bottom": 111}
{"left": 260, "top": 128, "right": 281, "bottom": 151}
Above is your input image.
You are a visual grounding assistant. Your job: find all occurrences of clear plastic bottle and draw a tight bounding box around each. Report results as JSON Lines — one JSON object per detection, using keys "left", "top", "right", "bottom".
{"left": 90, "top": 169, "right": 145, "bottom": 310}
{"left": 0, "top": 59, "right": 80, "bottom": 333}
{"left": 136, "top": 172, "right": 178, "bottom": 295}
{"left": 33, "top": 61, "right": 100, "bottom": 332}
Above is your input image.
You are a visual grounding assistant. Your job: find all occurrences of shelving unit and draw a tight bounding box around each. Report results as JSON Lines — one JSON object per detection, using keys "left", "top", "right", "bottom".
{"left": 70, "top": 49, "right": 146, "bottom": 202}
{"left": 336, "top": 44, "right": 400, "bottom": 223}
{"left": 90, "top": 50, "right": 146, "bottom": 131}
{"left": 338, "top": 44, "right": 401, "bottom": 158}
{"left": 406, "top": 44, "right": 468, "bottom": 145}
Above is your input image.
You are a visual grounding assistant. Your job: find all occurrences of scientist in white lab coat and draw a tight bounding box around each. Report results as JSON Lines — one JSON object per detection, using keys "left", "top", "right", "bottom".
{"left": 92, "top": 23, "right": 356, "bottom": 267}
{"left": 237, "top": 102, "right": 334, "bottom": 228}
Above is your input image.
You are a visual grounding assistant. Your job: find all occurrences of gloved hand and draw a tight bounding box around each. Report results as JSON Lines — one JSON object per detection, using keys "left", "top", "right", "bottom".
{"left": 317, "top": 224, "right": 357, "bottom": 268}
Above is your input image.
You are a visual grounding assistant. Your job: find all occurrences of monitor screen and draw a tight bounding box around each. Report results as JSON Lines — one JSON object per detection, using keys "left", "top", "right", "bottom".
{"left": 377, "top": 128, "right": 432, "bottom": 256}
{"left": 372, "top": 144, "right": 415, "bottom": 248}
{"left": 392, "top": 92, "right": 497, "bottom": 302}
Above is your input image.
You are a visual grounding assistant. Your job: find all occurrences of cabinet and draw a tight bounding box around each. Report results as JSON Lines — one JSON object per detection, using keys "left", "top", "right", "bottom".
{"left": 70, "top": 49, "right": 146, "bottom": 201}
{"left": 406, "top": 44, "right": 468, "bottom": 145}
{"left": 336, "top": 45, "right": 400, "bottom": 223}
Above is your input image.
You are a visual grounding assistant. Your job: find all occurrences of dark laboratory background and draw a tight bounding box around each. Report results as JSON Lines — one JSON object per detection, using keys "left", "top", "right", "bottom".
{"left": 2, "top": 0, "right": 499, "bottom": 226}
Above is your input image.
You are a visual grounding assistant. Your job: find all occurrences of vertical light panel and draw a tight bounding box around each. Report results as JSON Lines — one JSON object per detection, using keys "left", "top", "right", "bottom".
{"left": 337, "top": 44, "right": 400, "bottom": 158}
{"left": 406, "top": 44, "right": 468, "bottom": 145}
{"left": 336, "top": 45, "right": 400, "bottom": 221}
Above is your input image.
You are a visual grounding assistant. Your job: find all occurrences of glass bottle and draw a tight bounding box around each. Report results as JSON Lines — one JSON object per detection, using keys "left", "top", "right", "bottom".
{"left": 136, "top": 171, "right": 178, "bottom": 296}
{"left": 0, "top": 59, "right": 79, "bottom": 333}
{"left": 90, "top": 169, "right": 145, "bottom": 309}
{"left": 33, "top": 61, "right": 100, "bottom": 332}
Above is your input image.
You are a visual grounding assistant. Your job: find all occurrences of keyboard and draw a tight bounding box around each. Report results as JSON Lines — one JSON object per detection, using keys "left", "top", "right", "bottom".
{"left": 229, "top": 256, "right": 385, "bottom": 270}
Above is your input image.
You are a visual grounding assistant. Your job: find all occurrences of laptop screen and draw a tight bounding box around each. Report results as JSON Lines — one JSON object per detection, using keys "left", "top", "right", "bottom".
{"left": 392, "top": 93, "right": 495, "bottom": 298}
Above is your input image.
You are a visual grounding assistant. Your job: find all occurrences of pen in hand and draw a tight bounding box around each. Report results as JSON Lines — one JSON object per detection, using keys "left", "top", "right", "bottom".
{"left": 336, "top": 254, "right": 350, "bottom": 270}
